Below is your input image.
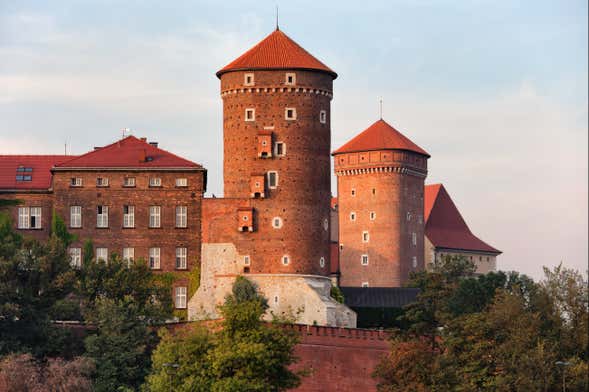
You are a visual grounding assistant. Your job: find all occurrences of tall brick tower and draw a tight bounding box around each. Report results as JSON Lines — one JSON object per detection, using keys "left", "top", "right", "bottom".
{"left": 333, "top": 119, "right": 430, "bottom": 287}
{"left": 190, "top": 28, "right": 356, "bottom": 327}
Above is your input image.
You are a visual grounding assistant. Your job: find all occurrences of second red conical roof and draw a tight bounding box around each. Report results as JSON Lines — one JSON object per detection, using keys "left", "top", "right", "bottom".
{"left": 216, "top": 29, "right": 337, "bottom": 79}
{"left": 333, "top": 119, "right": 430, "bottom": 157}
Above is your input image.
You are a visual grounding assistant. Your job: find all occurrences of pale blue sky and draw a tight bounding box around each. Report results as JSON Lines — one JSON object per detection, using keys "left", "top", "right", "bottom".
{"left": 1, "top": 1, "right": 587, "bottom": 280}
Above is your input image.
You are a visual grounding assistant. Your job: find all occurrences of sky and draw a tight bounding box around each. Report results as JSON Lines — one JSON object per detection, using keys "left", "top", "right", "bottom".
{"left": 1, "top": 0, "right": 587, "bottom": 280}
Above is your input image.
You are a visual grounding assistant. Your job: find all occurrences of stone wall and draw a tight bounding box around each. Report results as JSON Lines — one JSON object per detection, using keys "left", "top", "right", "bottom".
{"left": 424, "top": 237, "right": 497, "bottom": 274}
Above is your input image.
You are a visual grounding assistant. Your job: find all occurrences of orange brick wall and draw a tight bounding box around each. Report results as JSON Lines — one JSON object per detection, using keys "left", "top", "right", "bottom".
{"left": 0, "top": 192, "right": 54, "bottom": 241}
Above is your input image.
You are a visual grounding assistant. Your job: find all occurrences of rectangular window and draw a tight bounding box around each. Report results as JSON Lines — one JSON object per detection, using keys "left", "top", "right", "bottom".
{"left": 70, "top": 177, "right": 83, "bottom": 187}
{"left": 274, "top": 142, "right": 285, "bottom": 157}
{"left": 351, "top": 188, "right": 356, "bottom": 197}
{"left": 362, "top": 282, "right": 369, "bottom": 288}
{"left": 362, "top": 231, "right": 369, "bottom": 243}
{"left": 245, "top": 108, "right": 255, "bottom": 121}
{"left": 412, "top": 256, "right": 417, "bottom": 268}
{"left": 267, "top": 171, "right": 278, "bottom": 189}
{"left": 29, "top": 207, "right": 41, "bottom": 229}
{"left": 175, "top": 178, "right": 188, "bottom": 187}
{"left": 123, "top": 177, "right": 136, "bottom": 187}
{"left": 19, "top": 207, "right": 42, "bottom": 229}
{"left": 244, "top": 255, "right": 251, "bottom": 265}
{"left": 96, "top": 205, "right": 109, "bottom": 228}
{"left": 176, "top": 206, "right": 187, "bottom": 228}
{"left": 320, "top": 110, "right": 327, "bottom": 124}
{"left": 123, "top": 205, "right": 135, "bottom": 228}
{"left": 244, "top": 73, "right": 254, "bottom": 86}
{"left": 149, "top": 247, "right": 160, "bottom": 269}
{"left": 69, "top": 248, "right": 81, "bottom": 268}
{"left": 350, "top": 212, "right": 356, "bottom": 221}
{"left": 285, "top": 73, "right": 296, "bottom": 85}
{"left": 412, "top": 232, "right": 417, "bottom": 246}
{"left": 149, "top": 206, "right": 161, "bottom": 228}
{"left": 361, "top": 254, "right": 369, "bottom": 265}
{"left": 123, "top": 247, "right": 134, "bottom": 265}
{"left": 176, "top": 247, "right": 187, "bottom": 269}
{"left": 370, "top": 211, "right": 376, "bottom": 221}
{"left": 175, "top": 286, "right": 187, "bottom": 309}
{"left": 149, "top": 177, "right": 162, "bottom": 187}
{"left": 96, "top": 177, "right": 109, "bottom": 187}
{"left": 70, "top": 206, "right": 82, "bottom": 228}
{"left": 96, "top": 248, "right": 108, "bottom": 262}
{"left": 285, "top": 108, "right": 296, "bottom": 120}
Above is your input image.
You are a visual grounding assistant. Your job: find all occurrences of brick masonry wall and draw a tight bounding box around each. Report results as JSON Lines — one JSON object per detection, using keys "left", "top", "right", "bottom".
{"left": 335, "top": 150, "right": 427, "bottom": 287}
{"left": 0, "top": 192, "right": 54, "bottom": 241}
{"left": 214, "top": 69, "right": 334, "bottom": 276}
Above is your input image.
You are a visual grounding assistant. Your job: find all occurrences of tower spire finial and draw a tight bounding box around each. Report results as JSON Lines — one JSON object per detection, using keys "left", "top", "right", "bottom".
{"left": 379, "top": 98, "right": 383, "bottom": 119}
{"left": 275, "top": 4, "right": 279, "bottom": 30}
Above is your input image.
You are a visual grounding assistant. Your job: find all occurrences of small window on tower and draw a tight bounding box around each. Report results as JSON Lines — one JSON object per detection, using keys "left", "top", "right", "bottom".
{"left": 370, "top": 211, "right": 376, "bottom": 221}
{"left": 362, "top": 231, "right": 369, "bottom": 243}
{"left": 267, "top": 171, "right": 278, "bottom": 189}
{"left": 244, "top": 255, "right": 251, "bottom": 265}
{"left": 361, "top": 254, "right": 369, "bottom": 266}
{"left": 319, "top": 257, "right": 325, "bottom": 268}
{"left": 319, "top": 110, "right": 327, "bottom": 124}
{"left": 282, "top": 255, "right": 290, "bottom": 265}
{"left": 350, "top": 212, "right": 356, "bottom": 221}
{"left": 274, "top": 142, "right": 286, "bottom": 157}
{"left": 245, "top": 108, "right": 255, "bottom": 121}
{"left": 244, "top": 73, "right": 254, "bottom": 86}
{"left": 285, "top": 73, "right": 296, "bottom": 85}
{"left": 272, "top": 217, "right": 283, "bottom": 229}
{"left": 285, "top": 108, "right": 297, "bottom": 120}
{"left": 351, "top": 188, "right": 356, "bottom": 197}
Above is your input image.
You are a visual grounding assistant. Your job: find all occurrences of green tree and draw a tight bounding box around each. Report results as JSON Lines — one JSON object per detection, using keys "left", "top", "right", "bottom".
{"left": 50, "top": 210, "right": 76, "bottom": 247}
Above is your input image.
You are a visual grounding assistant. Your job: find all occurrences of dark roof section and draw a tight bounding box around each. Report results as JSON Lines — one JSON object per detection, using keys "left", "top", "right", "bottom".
{"left": 341, "top": 287, "right": 420, "bottom": 308}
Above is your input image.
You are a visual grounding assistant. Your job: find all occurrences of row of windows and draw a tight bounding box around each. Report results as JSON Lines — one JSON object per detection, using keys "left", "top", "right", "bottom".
{"left": 68, "top": 246, "right": 189, "bottom": 270}
{"left": 72, "top": 205, "right": 188, "bottom": 229}
{"left": 240, "top": 254, "right": 326, "bottom": 268}
{"left": 244, "top": 108, "right": 327, "bottom": 123}
{"left": 69, "top": 177, "right": 188, "bottom": 188}
{"left": 359, "top": 254, "right": 418, "bottom": 268}
{"left": 244, "top": 72, "right": 297, "bottom": 86}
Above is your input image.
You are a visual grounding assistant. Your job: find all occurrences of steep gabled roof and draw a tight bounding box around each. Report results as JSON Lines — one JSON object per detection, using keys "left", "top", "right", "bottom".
{"left": 332, "top": 119, "right": 430, "bottom": 157}
{"left": 0, "top": 155, "right": 75, "bottom": 190}
{"left": 54, "top": 136, "right": 202, "bottom": 169}
{"left": 217, "top": 29, "right": 337, "bottom": 79}
{"left": 424, "top": 184, "right": 501, "bottom": 254}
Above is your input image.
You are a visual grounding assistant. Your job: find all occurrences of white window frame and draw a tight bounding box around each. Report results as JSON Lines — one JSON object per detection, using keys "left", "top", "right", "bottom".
{"left": 267, "top": 171, "right": 278, "bottom": 189}
{"left": 123, "top": 177, "right": 136, "bottom": 187}
{"left": 319, "top": 257, "right": 325, "bottom": 268}
{"left": 175, "top": 178, "right": 188, "bottom": 187}
{"left": 412, "top": 256, "right": 418, "bottom": 268}
{"left": 69, "top": 248, "right": 81, "bottom": 268}
{"left": 244, "top": 73, "right": 254, "bottom": 86}
{"left": 123, "top": 205, "right": 135, "bottom": 228}
{"left": 274, "top": 141, "right": 286, "bottom": 157}
{"left": 412, "top": 232, "right": 417, "bottom": 246}
{"left": 319, "top": 110, "right": 327, "bottom": 124}
{"left": 407, "top": 212, "right": 412, "bottom": 221}
{"left": 18, "top": 207, "right": 42, "bottom": 229}
{"left": 272, "top": 216, "right": 283, "bottom": 229}
{"left": 123, "top": 247, "right": 134, "bottom": 265}
{"left": 285, "top": 72, "right": 296, "bottom": 85}
{"left": 96, "top": 177, "right": 109, "bottom": 187}
{"left": 350, "top": 212, "right": 356, "bottom": 222}
{"left": 351, "top": 188, "right": 356, "bottom": 197}
{"left": 176, "top": 247, "right": 187, "bottom": 269}
{"left": 96, "top": 248, "right": 108, "bottom": 262}
{"left": 370, "top": 211, "right": 376, "bottom": 221}
{"left": 282, "top": 255, "right": 290, "bottom": 265}
{"left": 362, "top": 231, "right": 369, "bottom": 243}
{"left": 243, "top": 255, "right": 251, "bottom": 265}
{"left": 284, "top": 107, "right": 297, "bottom": 120}
{"left": 176, "top": 206, "right": 187, "bottom": 228}
{"left": 30, "top": 207, "right": 41, "bottom": 229}
{"left": 245, "top": 108, "right": 255, "bottom": 122}
{"left": 70, "top": 206, "right": 82, "bottom": 228}
{"left": 149, "top": 177, "right": 162, "bottom": 187}
{"left": 18, "top": 207, "right": 29, "bottom": 229}
{"left": 175, "top": 286, "right": 187, "bottom": 309}
{"left": 96, "top": 205, "right": 109, "bottom": 228}
{"left": 149, "top": 206, "right": 161, "bottom": 228}
{"left": 361, "top": 254, "right": 369, "bottom": 266}
{"left": 70, "top": 177, "right": 83, "bottom": 187}
{"left": 149, "top": 247, "right": 161, "bottom": 269}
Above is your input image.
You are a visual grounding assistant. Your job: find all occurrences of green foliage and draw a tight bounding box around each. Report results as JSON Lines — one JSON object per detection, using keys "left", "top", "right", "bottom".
{"left": 50, "top": 209, "right": 76, "bottom": 247}
{"left": 375, "top": 256, "right": 589, "bottom": 391}
{"left": 330, "top": 284, "right": 345, "bottom": 303}
{"left": 145, "top": 277, "right": 302, "bottom": 392}
{"left": 82, "top": 239, "right": 94, "bottom": 265}
{"left": 0, "top": 199, "right": 22, "bottom": 208}
{"left": 84, "top": 296, "right": 156, "bottom": 392}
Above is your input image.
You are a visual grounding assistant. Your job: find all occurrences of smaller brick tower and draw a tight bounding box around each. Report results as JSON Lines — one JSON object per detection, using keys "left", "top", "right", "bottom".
{"left": 333, "top": 119, "right": 430, "bottom": 287}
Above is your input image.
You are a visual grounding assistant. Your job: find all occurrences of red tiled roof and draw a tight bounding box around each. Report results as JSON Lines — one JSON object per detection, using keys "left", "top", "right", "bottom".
{"left": 424, "top": 184, "right": 501, "bottom": 254}
{"left": 0, "top": 155, "right": 75, "bottom": 190}
{"left": 217, "top": 29, "right": 337, "bottom": 79}
{"left": 332, "top": 119, "right": 430, "bottom": 157}
{"left": 54, "top": 136, "right": 202, "bottom": 169}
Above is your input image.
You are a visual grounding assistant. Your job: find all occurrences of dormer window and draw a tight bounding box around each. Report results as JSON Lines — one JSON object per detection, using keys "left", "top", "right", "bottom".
{"left": 96, "top": 177, "right": 109, "bottom": 187}
{"left": 245, "top": 108, "right": 255, "bottom": 121}
{"left": 15, "top": 166, "right": 33, "bottom": 182}
{"left": 244, "top": 73, "right": 254, "bottom": 86}
{"left": 320, "top": 110, "right": 327, "bottom": 124}
{"left": 285, "top": 108, "right": 296, "bottom": 120}
{"left": 285, "top": 73, "right": 296, "bottom": 85}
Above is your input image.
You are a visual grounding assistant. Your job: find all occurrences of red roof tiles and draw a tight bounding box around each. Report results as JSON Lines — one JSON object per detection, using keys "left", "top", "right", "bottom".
{"left": 332, "top": 119, "right": 430, "bottom": 157}
{"left": 54, "top": 136, "right": 202, "bottom": 169}
{"left": 0, "top": 155, "right": 74, "bottom": 190}
{"left": 424, "top": 184, "right": 501, "bottom": 254}
{"left": 217, "top": 29, "right": 337, "bottom": 79}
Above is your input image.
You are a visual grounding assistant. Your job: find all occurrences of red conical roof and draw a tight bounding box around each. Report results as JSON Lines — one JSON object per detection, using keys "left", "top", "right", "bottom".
{"left": 217, "top": 29, "right": 337, "bottom": 79}
{"left": 333, "top": 119, "right": 430, "bottom": 157}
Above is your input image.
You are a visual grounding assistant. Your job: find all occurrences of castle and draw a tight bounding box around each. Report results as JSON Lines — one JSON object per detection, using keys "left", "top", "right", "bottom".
{"left": 0, "top": 28, "right": 501, "bottom": 328}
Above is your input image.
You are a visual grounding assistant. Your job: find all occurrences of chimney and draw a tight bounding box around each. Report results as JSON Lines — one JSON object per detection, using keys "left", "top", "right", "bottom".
{"left": 139, "top": 148, "right": 147, "bottom": 163}
{"left": 140, "top": 137, "right": 147, "bottom": 143}
{"left": 149, "top": 142, "right": 159, "bottom": 148}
